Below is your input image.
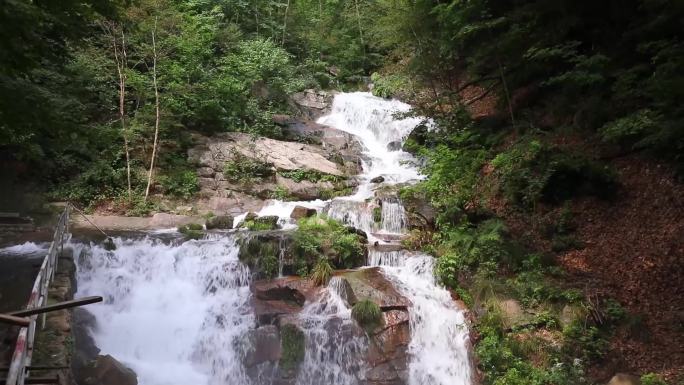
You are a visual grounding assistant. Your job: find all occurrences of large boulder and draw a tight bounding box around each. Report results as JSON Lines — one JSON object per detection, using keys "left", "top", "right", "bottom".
{"left": 607, "top": 374, "right": 641, "bottom": 385}
{"left": 290, "top": 206, "right": 318, "bottom": 220}
{"left": 189, "top": 132, "right": 344, "bottom": 176}
{"left": 205, "top": 215, "right": 233, "bottom": 230}
{"left": 290, "top": 89, "right": 334, "bottom": 119}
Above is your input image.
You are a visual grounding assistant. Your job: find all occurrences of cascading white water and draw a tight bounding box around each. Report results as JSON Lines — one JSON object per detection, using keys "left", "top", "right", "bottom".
{"left": 295, "top": 278, "right": 367, "bottom": 385}
{"left": 74, "top": 235, "right": 254, "bottom": 385}
{"left": 318, "top": 92, "right": 424, "bottom": 200}
{"left": 253, "top": 92, "right": 425, "bottom": 224}
{"left": 369, "top": 250, "right": 472, "bottom": 385}
{"left": 380, "top": 201, "right": 408, "bottom": 234}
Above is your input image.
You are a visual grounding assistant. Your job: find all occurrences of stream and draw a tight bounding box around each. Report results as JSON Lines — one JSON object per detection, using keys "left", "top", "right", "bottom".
{"left": 73, "top": 92, "right": 472, "bottom": 385}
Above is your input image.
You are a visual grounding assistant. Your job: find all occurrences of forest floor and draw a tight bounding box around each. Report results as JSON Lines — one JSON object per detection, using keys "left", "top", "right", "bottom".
{"left": 491, "top": 152, "right": 684, "bottom": 381}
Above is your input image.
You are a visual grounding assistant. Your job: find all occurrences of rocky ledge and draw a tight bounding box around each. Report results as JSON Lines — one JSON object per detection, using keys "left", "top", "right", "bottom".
{"left": 188, "top": 116, "right": 364, "bottom": 217}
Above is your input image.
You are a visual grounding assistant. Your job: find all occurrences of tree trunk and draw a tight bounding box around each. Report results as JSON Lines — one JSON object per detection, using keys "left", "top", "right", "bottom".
{"left": 145, "top": 16, "right": 161, "bottom": 202}
{"left": 354, "top": 0, "right": 365, "bottom": 61}
{"left": 281, "top": 0, "right": 290, "bottom": 46}
{"left": 106, "top": 22, "right": 132, "bottom": 199}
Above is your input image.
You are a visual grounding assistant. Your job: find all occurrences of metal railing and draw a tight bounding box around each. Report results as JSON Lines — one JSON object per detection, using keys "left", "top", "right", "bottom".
{"left": 4, "top": 205, "right": 70, "bottom": 385}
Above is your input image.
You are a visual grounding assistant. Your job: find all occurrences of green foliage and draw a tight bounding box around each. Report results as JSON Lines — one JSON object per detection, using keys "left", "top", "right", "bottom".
{"left": 351, "top": 299, "right": 383, "bottom": 332}
{"left": 492, "top": 140, "right": 618, "bottom": 208}
{"left": 224, "top": 153, "right": 274, "bottom": 185}
{"left": 269, "top": 186, "right": 293, "bottom": 201}
{"left": 310, "top": 258, "right": 333, "bottom": 286}
{"left": 242, "top": 216, "right": 279, "bottom": 231}
{"left": 370, "top": 72, "right": 409, "bottom": 99}
{"left": 293, "top": 216, "right": 364, "bottom": 271}
{"left": 279, "top": 169, "right": 342, "bottom": 183}
{"left": 641, "top": 373, "right": 668, "bottom": 385}
{"left": 372, "top": 206, "right": 382, "bottom": 223}
{"left": 158, "top": 170, "right": 199, "bottom": 199}
{"left": 279, "top": 324, "right": 305, "bottom": 372}
{"left": 435, "top": 219, "right": 509, "bottom": 287}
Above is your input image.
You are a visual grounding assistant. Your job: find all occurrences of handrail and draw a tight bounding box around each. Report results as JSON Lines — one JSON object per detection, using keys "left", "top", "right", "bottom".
{"left": 5, "top": 205, "right": 70, "bottom": 385}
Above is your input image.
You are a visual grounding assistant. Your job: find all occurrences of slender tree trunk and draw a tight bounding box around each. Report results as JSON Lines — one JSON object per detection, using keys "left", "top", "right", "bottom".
{"left": 318, "top": 0, "right": 323, "bottom": 59}
{"left": 281, "top": 0, "right": 290, "bottom": 46}
{"left": 254, "top": 1, "right": 259, "bottom": 37}
{"left": 145, "top": 16, "right": 161, "bottom": 201}
{"left": 496, "top": 55, "right": 515, "bottom": 126}
{"left": 354, "top": 0, "right": 365, "bottom": 61}
{"left": 107, "top": 23, "right": 132, "bottom": 199}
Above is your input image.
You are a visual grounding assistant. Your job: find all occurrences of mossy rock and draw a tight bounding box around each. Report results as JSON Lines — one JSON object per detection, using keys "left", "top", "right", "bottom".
{"left": 237, "top": 235, "right": 280, "bottom": 279}
{"left": 352, "top": 299, "right": 383, "bottom": 332}
{"left": 241, "top": 215, "right": 280, "bottom": 231}
{"left": 279, "top": 324, "right": 305, "bottom": 372}
{"left": 206, "top": 215, "right": 233, "bottom": 229}
{"left": 178, "top": 224, "right": 205, "bottom": 240}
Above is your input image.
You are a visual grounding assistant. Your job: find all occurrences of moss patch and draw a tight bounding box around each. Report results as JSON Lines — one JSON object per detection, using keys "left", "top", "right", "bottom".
{"left": 351, "top": 299, "right": 383, "bottom": 332}
{"left": 279, "top": 324, "right": 305, "bottom": 371}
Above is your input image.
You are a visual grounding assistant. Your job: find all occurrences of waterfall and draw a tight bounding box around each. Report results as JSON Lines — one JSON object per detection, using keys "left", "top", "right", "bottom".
{"left": 380, "top": 201, "right": 408, "bottom": 234}
{"left": 70, "top": 92, "right": 471, "bottom": 385}
{"left": 295, "top": 279, "right": 367, "bottom": 385}
{"left": 318, "top": 92, "right": 424, "bottom": 200}
{"left": 369, "top": 251, "right": 472, "bottom": 385}
{"left": 74, "top": 236, "right": 254, "bottom": 385}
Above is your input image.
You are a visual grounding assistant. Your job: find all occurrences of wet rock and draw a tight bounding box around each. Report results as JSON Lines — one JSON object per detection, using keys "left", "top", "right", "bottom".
{"left": 290, "top": 206, "right": 317, "bottom": 220}
{"left": 244, "top": 325, "right": 281, "bottom": 367}
{"left": 607, "top": 373, "right": 641, "bottom": 385}
{"left": 256, "top": 286, "right": 306, "bottom": 307}
{"left": 251, "top": 277, "right": 317, "bottom": 326}
{"left": 205, "top": 215, "right": 233, "bottom": 230}
{"left": 370, "top": 176, "right": 385, "bottom": 184}
{"left": 386, "top": 141, "right": 402, "bottom": 152}
{"left": 83, "top": 355, "right": 138, "bottom": 385}
{"left": 402, "top": 123, "right": 429, "bottom": 153}
{"left": 331, "top": 276, "right": 358, "bottom": 307}
{"left": 343, "top": 268, "right": 409, "bottom": 310}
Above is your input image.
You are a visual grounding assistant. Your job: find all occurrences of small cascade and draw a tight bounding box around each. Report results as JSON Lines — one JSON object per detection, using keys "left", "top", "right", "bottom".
{"left": 74, "top": 236, "right": 254, "bottom": 385}
{"left": 380, "top": 201, "right": 407, "bottom": 234}
{"left": 277, "top": 237, "right": 286, "bottom": 277}
{"left": 369, "top": 250, "right": 472, "bottom": 385}
{"left": 295, "top": 280, "right": 367, "bottom": 385}
{"left": 325, "top": 199, "right": 374, "bottom": 234}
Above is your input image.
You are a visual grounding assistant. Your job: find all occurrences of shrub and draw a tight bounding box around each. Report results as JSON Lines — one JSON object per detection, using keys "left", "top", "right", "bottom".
{"left": 310, "top": 258, "right": 333, "bottom": 286}
{"left": 279, "top": 324, "right": 305, "bottom": 371}
{"left": 293, "top": 216, "right": 364, "bottom": 270}
{"left": 372, "top": 206, "right": 382, "bottom": 223}
{"left": 370, "top": 72, "right": 409, "bottom": 99}
{"left": 640, "top": 373, "right": 667, "bottom": 385}
{"left": 158, "top": 170, "right": 199, "bottom": 199}
{"left": 224, "top": 152, "right": 274, "bottom": 184}
{"left": 279, "top": 169, "right": 342, "bottom": 183}
{"left": 492, "top": 140, "right": 618, "bottom": 208}
{"left": 351, "top": 299, "right": 382, "bottom": 332}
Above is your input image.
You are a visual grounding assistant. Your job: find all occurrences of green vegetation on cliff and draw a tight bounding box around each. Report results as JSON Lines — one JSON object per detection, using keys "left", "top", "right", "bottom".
{"left": 293, "top": 216, "right": 365, "bottom": 271}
